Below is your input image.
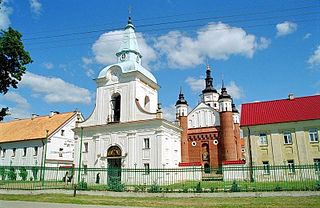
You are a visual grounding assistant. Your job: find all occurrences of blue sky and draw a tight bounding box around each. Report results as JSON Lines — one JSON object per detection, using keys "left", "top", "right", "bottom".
{"left": 0, "top": 0, "right": 319, "bottom": 121}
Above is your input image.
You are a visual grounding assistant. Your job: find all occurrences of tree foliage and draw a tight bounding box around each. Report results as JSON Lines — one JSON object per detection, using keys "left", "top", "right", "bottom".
{"left": 0, "top": 27, "right": 32, "bottom": 121}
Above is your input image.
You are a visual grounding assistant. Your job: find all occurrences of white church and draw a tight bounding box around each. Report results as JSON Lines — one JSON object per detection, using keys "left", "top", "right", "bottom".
{"left": 73, "top": 17, "right": 189, "bottom": 185}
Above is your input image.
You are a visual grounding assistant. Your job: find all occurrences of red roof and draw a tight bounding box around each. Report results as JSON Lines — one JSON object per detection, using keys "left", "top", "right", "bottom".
{"left": 241, "top": 95, "right": 320, "bottom": 127}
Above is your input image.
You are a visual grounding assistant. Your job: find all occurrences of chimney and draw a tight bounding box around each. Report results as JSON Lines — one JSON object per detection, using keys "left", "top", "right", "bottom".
{"left": 49, "top": 111, "right": 59, "bottom": 117}
{"left": 31, "top": 114, "right": 39, "bottom": 119}
{"left": 288, "top": 93, "right": 294, "bottom": 100}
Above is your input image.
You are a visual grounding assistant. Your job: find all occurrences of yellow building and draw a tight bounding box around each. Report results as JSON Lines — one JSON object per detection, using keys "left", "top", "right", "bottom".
{"left": 241, "top": 94, "right": 320, "bottom": 172}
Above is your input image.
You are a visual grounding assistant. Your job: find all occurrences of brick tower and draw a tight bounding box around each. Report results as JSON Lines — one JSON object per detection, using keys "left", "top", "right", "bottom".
{"left": 175, "top": 88, "right": 189, "bottom": 162}
{"left": 219, "top": 84, "right": 238, "bottom": 162}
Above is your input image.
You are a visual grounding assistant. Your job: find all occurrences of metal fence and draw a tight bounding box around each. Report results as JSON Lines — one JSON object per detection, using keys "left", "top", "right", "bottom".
{"left": 0, "top": 165, "right": 319, "bottom": 192}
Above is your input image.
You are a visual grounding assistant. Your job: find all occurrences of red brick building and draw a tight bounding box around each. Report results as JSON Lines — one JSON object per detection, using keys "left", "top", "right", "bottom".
{"left": 176, "top": 65, "right": 242, "bottom": 169}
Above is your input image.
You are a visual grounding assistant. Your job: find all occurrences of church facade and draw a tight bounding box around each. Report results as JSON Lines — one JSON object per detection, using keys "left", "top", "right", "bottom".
{"left": 73, "top": 18, "right": 182, "bottom": 184}
{"left": 176, "top": 65, "right": 243, "bottom": 169}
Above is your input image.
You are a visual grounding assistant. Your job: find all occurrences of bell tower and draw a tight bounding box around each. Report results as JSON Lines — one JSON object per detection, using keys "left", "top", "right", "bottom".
{"left": 175, "top": 88, "right": 189, "bottom": 162}
{"left": 202, "top": 64, "right": 219, "bottom": 110}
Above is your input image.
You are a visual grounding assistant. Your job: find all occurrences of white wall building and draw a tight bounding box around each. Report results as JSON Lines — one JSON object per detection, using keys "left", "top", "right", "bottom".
{"left": 0, "top": 111, "right": 82, "bottom": 180}
{"left": 73, "top": 17, "right": 182, "bottom": 184}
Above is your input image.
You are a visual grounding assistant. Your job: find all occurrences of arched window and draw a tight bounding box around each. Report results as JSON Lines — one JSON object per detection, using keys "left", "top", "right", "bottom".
{"left": 111, "top": 93, "right": 121, "bottom": 122}
{"left": 144, "top": 96, "right": 150, "bottom": 111}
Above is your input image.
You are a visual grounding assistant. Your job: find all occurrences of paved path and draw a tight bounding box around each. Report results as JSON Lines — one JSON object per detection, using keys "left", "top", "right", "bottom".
{"left": 0, "top": 200, "right": 147, "bottom": 208}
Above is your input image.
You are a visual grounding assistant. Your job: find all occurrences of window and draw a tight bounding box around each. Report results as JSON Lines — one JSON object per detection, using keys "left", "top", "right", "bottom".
{"left": 259, "top": 133, "right": 268, "bottom": 145}
{"left": 144, "top": 163, "right": 150, "bottom": 175}
{"left": 2, "top": 149, "right": 6, "bottom": 157}
{"left": 111, "top": 93, "right": 121, "bottom": 122}
{"left": 262, "top": 161, "right": 270, "bottom": 174}
{"left": 287, "top": 160, "right": 295, "bottom": 173}
{"left": 314, "top": 159, "right": 320, "bottom": 172}
{"left": 144, "top": 138, "right": 150, "bottom": 149}
{"left": 23, "top": 147, "right": 27, "bottom": 157}
{"left": 283, "top": 132, "right": 292, "bottom": 144}
{"left": 144, "top": 96, "right": 150, "bottom": 111}
{"left": 309, "top": 129, "right": 319, "bottom": 142}
{"left": 84, "top": 142, "right": 88, "bottom": 153}
{"left": 61, "top": 129, "right": 65, "bottom": 136}
{"left": 59, "top": 148, "right": 63, "bottom": 157}
{"left": 12, "top": 148, "right": 16, "bottom": 157}
{"left": 34, "top": 147, "right": 38, "bottom": 156}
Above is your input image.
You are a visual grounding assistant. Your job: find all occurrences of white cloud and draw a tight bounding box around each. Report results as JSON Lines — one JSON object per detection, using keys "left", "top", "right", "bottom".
{"left": 225, "top": 81, "right": 244, "bottom": 100}
{"left": 276, "top": 21, "right": 297, "bottom": 37}
{"left": 42, "top": 62, "right": 54, "bottom": 70}
{"left": 0, "top": 92, "right": 31, "bottom": 119}
{"left": 81, "top": 57, "right": 95, "bottom": 78}
{"left": 0, "top": 0, "right": 12, "bottom": 30}
{"left": 29, "top": 0, "right": 42, "bottom": 15}
{"left": 92, "top": 30, "right": 156, "bottom": 69}
{"left": 82, "top": 57, "right": 93, "bottom": 65}
{"left": 303, "top": 33, "right": 311, "bottom": 40}
{"left": 155, "top": 22, "right": 269, "bottom": 69}
{"left": 185, "top": 77, "right": 205, "bottom": 92}
{"left": 308, "top": 45, "right": 320, "bottom": 68}
{"left": 20, "top": 72, "right": 91, "bottom": 104}
{"left": 162, "top": 104, "right": 176, "bottom": 121}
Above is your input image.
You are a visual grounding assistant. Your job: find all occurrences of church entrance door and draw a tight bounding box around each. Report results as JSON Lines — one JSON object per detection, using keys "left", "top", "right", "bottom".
{"left": 107, "top": 146, "right": 122, "bottom": 185}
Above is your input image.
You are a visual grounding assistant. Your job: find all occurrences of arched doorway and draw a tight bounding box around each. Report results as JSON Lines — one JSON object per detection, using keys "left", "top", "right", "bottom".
{"left": 107, "top": 146, "right": 122, "bottom": 184}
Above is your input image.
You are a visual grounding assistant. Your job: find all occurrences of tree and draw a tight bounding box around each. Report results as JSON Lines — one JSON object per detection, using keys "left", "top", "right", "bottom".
{"left": 0, "top": 27, "right": 32, "bottom": 121}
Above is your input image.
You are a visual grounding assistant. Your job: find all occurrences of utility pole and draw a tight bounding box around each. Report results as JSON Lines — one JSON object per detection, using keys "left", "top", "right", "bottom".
{"left": 77, "top": 127, "right": 84, "bottom": 184}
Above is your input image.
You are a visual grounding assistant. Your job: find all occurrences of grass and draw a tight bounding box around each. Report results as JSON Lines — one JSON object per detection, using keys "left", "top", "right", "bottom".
{"left": 0, "top": 194, "right": 320, "bottom": 208}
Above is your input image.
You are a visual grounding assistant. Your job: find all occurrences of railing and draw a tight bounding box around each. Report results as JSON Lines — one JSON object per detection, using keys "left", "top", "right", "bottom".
{"left": 0, "top": 165, "right": 319, "bottom": 192}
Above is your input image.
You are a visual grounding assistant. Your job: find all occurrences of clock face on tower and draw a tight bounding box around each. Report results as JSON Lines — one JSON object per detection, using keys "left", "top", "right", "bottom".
{"left": 120, "top": 53, "right": 127, "bottom": 62}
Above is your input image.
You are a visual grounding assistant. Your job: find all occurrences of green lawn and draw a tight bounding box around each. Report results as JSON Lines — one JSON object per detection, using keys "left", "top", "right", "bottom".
{"left": 0, "top": 194, "right": 320, "bottom": 208}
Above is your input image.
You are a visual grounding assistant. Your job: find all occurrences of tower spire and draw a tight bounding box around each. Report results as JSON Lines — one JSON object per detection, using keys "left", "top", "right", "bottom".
{"left": 202, "top": 64, "right": 217, "bottom": 93}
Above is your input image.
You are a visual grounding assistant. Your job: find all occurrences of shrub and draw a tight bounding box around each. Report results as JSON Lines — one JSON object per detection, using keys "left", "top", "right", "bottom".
{"left": 78, "top": 179, "right": 88, "bottom": 190}
{"left": 315, "top": 180, "right": 320, "bottom": 191}
{"left": 274, "top": 185, "right": 282, "bottom": 192}
{"left": 19, "top": 167, "right": 28, "bottom": 181}
{"left": 182, "top": 185, "right": 189, "bottom": 193}
{"left": 32, "top": 166, "right": 39, "bottom": 180}
{"left": 194, "top": 182, "right": 202, "bottom": 193}
{"left": 107, "top": 177, "right": 124, "bottom": 192}
{"left": 7, "top": 167, "right": 16, "bottom": 180}
{"left": 0, "top": 167, "right": 7, "bottom": 180}
{"left": 230, "top": 180, "right": 240, "bottom": 192}
{"left": 148, "top": 182, "right": 161, "bottom": 193}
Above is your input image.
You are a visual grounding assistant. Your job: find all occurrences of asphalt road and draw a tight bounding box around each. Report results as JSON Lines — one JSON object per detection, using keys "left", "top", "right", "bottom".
{"left": 0, "top": 200, "right": 147, "bottom": 208}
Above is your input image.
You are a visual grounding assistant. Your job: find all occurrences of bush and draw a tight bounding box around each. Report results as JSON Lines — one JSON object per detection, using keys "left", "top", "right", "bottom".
{"left": 274, "top": 185, "right": 282, "bottom": 192}
{"left": 0, "top": 167, "right": 7, "bottom": 180}
{"left": 107, "top": 177, "right": 124, "bottom": 192}
{"left": 315, "top": 180, "right": 320, "bottom": 191}
{"left": 31, "top": 166, "right": 39, "bottom": 180}
{"left": 182, "top": 185, "right": 189, "bottom": 193}
{"left": 194, "top": 182, "right": 202, "bottom": 193}
{"left": 148, "top": 182, "right": 161, "bottom": 193}
{"left": 8, "top": 167, "right": 16, "bottom": 180}
{"left": 78, "top": 179, "right": 88, "bottom": 190}
{"left": 230, "top": 180, "right": 240, "bottom": 192}
{"left": 19, "top": 167, "right": 28, "bottom": 181}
